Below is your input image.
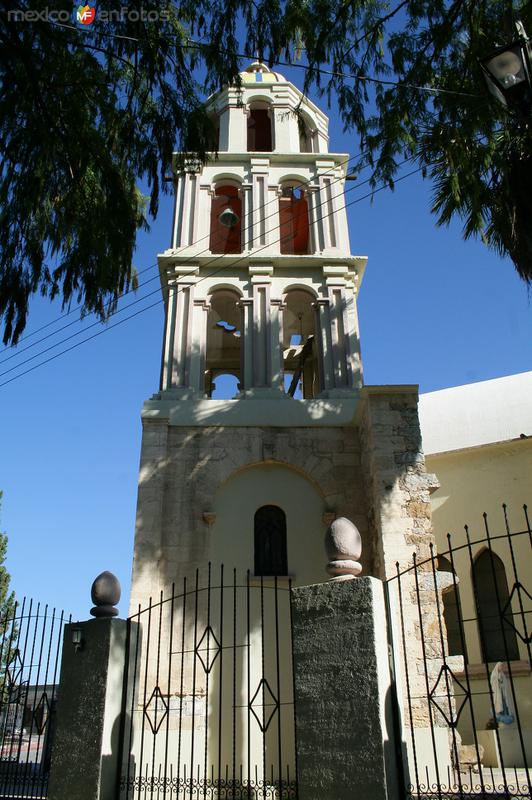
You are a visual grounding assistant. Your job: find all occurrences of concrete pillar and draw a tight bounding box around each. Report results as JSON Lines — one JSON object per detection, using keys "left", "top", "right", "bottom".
{"left": 48, "top": 618, "right": 127, "bottom": 800}
{"left": 307, "top": 188, "right": 321, "bottom": 253}
{"left": 313, "top": 299, "right": 334, "bottom": 392}
{"left": 270, "top": 298, "right": 285, "bottom": 389}
{"left": 291, "top": 577, "right": 399, "bottom": 800}
{"left": 160, "top": 279, "right": 177, "bottom": 391}
{"left": 239, "top": 298, "right": 254, "bottom": 390}
{"left": 328, "top": 282, "right": 348, "bottom": 389}
{"left": 197, "top": 184, "right": 211, "bottom": 249}
{"left": 252, "top": 280, "right": 271, "bottom": 387}
{"left": 251, "top": 160, "right": 269, "bottom": 248}
{"left": 188, "top": 298, "right": 209, "bottom": 393}
{"left": 171, "top": 280, "right": 194, "bottom": 388}
{"left": 242, "top": 183, "right": 253, "bottom": 250}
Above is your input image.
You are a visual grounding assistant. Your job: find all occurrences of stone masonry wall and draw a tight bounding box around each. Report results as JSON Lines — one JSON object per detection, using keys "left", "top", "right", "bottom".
{"left": 358, "top": 387, "right": 451, "bottom": 738}
{"left": 130, "top": 422, "right": 370, "bottom": 612}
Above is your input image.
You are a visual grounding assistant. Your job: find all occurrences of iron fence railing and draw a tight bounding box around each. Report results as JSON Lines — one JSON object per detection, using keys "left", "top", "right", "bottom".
{"left": 0, "top": 599, "right": 70, "bottom": 799}
{"left": 117, "top": 566, "right": 298, "bottom": 799}
{"left": 385, "top": 504, "right": 532, "bottom": 800}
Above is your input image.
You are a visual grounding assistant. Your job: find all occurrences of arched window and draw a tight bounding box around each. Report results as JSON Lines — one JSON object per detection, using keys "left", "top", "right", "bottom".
{"left": 473, "top": 550, "right": 519, "bottom": 662}
{"left": 210, "top": 185, "right": 242, "bottom": 254}
{"left": 299, "top": 117, "right": 314, "bottom": 153}
{"left": 279, "top": 186, "right": 310, "bottom": 255}
{"left": 438, "top": 555, "right": 465, "bottom": 658}
{"left": 205, "top": 290, "right": 242, "bottom": 396}
{"left": 283, "top": 289, "right": 318, "bottom": 398}
{"left": 247, "top": 107, "right": 273, "bottom": 152}
{"left": 254, "top": 505, "right": 288, "bottom": 576}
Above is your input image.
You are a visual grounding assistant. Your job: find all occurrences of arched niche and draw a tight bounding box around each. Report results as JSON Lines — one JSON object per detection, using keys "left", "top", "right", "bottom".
{"left": 282, "top": 289, "right": 319, "bottom": 398}
{"left": 205, "top": 289, "right": 242, "bottom": 396}
{"left": 278, "top": 182, "right": 311, "bottom": 255}
{"left": 210, "top": 462, "right": 325, "bottom": 586}
{"left": 247, "top": 102, "right": 273, "bottom": 152}
{"left": 472, "top": 548, "right": 519, "bottom": 662}
{"left": 298, "top": 112, "right": 316, "bottom": 153}
{"left": 210, "top": 183, "right": 242, "bottom": 254}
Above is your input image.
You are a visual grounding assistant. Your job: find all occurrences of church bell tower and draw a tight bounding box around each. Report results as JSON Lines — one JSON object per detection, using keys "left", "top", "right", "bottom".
{"left": 130, "top": 62, "right": 437, "bottom": 611}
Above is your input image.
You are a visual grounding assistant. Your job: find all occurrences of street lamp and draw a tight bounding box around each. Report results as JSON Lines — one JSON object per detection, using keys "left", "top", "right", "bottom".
{"left": 481, "top": 22, "right": 532, "bottom": 115}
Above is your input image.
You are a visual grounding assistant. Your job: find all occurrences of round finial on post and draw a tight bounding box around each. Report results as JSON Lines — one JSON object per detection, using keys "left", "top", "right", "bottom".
{"left": 90, "top": 571, "right": 121, "bottom": 618}
{"left": 325, "top": 517, "right": 362, "bottom": 581}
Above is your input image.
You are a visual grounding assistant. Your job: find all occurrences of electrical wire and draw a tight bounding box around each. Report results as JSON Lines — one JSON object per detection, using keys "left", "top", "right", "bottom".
{"left": 1, "top": 148, "right": 372, "bottom": 364}
{"left": 48, "top": 21, "right": 481, "bottom": 99}
{"left": 0, "top": 161, "right": 424, "bottom": 389}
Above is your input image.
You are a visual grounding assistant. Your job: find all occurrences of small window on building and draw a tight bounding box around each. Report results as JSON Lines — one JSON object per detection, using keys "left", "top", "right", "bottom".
{"left": 254, "top": 505, "right": 288, "bottom": 576}
{"left": 473, "top": 550, "right": 519, "bottom": 662}
{"left": 279, "top": 186, "right": 310, "bottom": 255}
{"left": 438, "top": 555, "right": 466, "bottom": 658}
{"left": 247, "top": 108, "right": 273, "bottom": 152}
{"left": 210, "top": 185, "right": 242, "bottom": 254}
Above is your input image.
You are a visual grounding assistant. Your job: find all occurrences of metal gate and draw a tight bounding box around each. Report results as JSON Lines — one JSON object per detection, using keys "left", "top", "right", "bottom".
{"left": 117, "top": 566, "right": 298, "bottom": 798}
{"left": 385, "top": 504, "right": 531, "bottom": 800}
{"left": 0, "top": 599, "right": 70, "bottom": 799}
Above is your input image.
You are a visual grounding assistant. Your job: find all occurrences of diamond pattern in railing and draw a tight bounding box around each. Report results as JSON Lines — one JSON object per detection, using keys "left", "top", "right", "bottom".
{"left": 249, "top": 678, "right": 279, "bottom": 733}
{"left": 502, "top": 582, "right": 532, "bottom": 644}
{"left": 195, "top": 625, "right": 221, "bottom": 674}
{"left": 144, "top": 686, "right": 168, "bottom": 735}
{"left": 429, "top": 664, "right": 469, "bottom": 728}
{"left": 33, "top": 691, "right": 50, "bottom": 735}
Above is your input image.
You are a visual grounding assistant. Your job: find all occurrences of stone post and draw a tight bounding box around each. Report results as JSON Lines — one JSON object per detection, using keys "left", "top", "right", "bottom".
{"left": 48, "top": 573, "right": 126, "bottom": 800}
{"left": 291, "top": 577, "right": 399, "bottom": 800}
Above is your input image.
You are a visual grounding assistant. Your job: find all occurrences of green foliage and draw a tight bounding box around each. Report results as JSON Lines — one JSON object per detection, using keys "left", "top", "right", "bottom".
{"left": 0, "top": 492, "right": 16, "bottom": 695}
{"left": 0, "top": 0, "right": 531, "bottom": 345}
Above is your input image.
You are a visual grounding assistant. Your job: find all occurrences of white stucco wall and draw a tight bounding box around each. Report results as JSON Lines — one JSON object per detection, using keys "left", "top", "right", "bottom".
{"left": 419, "top": 371, "right": 532, "bottom": 456}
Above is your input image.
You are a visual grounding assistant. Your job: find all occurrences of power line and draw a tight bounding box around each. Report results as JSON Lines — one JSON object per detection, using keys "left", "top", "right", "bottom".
{"left": 0, "top": 271, "right": 160, "bottom": 366}
{"left": 0, "top": 261, "right": 158, "bottom": 352}
{"left": 1, "top": 149, "right": 370, "bottom": 365}
{"left": 0, "top": 162, "right": 424, "bottom": 390}
{"left": 48, "top": 21, "right": 481, "bottom": 100}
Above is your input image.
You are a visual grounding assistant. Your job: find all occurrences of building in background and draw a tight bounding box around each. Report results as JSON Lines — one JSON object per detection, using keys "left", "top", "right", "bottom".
{"left": 419, "top": 372, "right": 532, "bottom": 767}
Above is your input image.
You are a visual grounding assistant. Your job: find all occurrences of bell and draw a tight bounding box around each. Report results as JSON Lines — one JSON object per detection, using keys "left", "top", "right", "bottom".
{"left": 219, "top": 207, "right": 239, "bottom": 228}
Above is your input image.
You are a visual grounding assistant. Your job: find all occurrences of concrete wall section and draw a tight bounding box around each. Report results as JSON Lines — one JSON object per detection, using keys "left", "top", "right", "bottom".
{"left": 130, "top": 421, "right": 371, "bottom": 612}
{"left": 291, "top": 577, "right": 398, "bottom": 800}
{"left": 419, "top": 371, "right": 532, "bottom": 456}
{"left": 48, "top": 619, "right": 127, "bottom": 800}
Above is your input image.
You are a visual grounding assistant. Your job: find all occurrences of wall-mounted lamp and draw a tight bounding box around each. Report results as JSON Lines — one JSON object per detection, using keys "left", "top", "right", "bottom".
{"left": 71, "top": 627, "right": 84, "bottom": 653}
{"left": 480, "top": 21, "right": 532, "bottom": 116}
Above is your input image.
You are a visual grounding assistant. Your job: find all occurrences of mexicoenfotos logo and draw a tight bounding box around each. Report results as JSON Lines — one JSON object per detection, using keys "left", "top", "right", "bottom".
{"left": 76, "top": 3, "right": 96, "bottom": 25}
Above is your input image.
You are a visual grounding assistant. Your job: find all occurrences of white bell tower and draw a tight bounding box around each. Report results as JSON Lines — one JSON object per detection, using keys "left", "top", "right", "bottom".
{"left": 157, "top": 60, "right": 366, "bottom": 402}
{"left": 130, "top": 63, "right": 436, "bottom": 611}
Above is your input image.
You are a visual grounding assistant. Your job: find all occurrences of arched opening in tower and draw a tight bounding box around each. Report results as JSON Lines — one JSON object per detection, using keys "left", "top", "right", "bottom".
{"left": 298, "top": 114, "right": 315, "bottom": 153}
{"left": 210, "top": 185, "right": 242, "bottom": 254}
{"left": 247, "top": 107, "right": 273, "bottom": 152}
{"left": 279, "top": 186, "right": 310, "bottom": 255}
{"left": 282, "top": 289, "right": 318, "bottom": 398}
{"left": 205, "top": 289, "right": 242, "bottom": 397}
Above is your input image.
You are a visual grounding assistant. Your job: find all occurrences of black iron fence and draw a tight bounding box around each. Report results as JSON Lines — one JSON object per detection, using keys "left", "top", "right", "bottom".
{"left": 0, "top": 599, "right": 70, "bottom": 799}
{"left": 117, "top": 566, "right": 298, "bottom": 799}
{"left": 385, "top": 504, "right": 532, "bottom": 800}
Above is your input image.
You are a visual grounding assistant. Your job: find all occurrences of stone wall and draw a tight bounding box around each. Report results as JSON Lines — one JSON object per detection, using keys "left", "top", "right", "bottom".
{"left": 358, "top": 387, "right": 451, "bottom": 749}
{"left": 130, "top": 421, "right": 370, "bottom": 612}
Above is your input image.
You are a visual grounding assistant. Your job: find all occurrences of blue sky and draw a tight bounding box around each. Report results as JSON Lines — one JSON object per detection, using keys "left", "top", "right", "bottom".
{"left": 0, "top": 62, "right": 531, "bottom": 622}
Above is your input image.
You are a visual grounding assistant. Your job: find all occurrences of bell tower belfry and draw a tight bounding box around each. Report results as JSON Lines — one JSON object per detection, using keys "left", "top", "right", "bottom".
{"left": 130, "top": 63, "right": 438, "bottom": 610}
